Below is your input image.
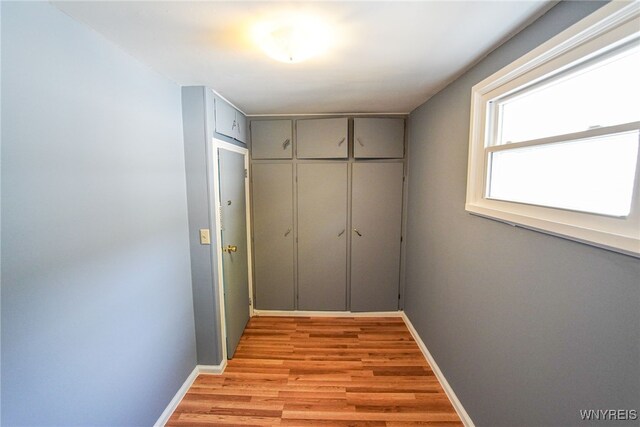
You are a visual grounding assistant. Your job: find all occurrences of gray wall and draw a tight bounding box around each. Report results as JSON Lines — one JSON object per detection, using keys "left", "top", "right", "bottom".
{"left": 1, "top": 2, "right": 196, "bottom": 426}
{"left": 181, "top": 86, "right": 223, "bottom": 365}
{"left": 404, "top": 2, "right": 639, "bottom": 426}
{"left": 181, "top": 86, "right": 247, "bottom": 365}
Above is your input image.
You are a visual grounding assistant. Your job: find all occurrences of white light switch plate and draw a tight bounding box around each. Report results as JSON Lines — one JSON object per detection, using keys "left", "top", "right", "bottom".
{"left": 199, "top": 229, "right": 211, "bottom": 245}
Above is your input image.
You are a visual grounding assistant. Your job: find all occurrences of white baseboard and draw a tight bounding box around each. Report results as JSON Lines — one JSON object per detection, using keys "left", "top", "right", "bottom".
{"left": 153, "top": 361, "right": 227, "bottom": 426}
{"left": 153, "top": 366, "right": 199, "bottom": 427}
{"left": 253, "top": 309, "right": 404, "bottom": 317}
{"left": 400, "top": 312, "right": 475, "bottom": 427}
{"left": 198, "top": 359, "right": 227, "bottom": 374}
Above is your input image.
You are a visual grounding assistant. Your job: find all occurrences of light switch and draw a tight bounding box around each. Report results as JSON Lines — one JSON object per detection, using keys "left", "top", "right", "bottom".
{"left": 199, "top": 229, "right": 211, "bottom": 245}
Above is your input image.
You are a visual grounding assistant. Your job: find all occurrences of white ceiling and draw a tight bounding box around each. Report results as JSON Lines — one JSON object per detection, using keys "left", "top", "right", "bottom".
{"left": 54, "top": 1, "right": 554, "bottom": 115}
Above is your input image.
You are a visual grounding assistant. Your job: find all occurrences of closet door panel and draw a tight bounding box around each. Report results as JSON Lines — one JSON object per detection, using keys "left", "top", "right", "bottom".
{"left": 236, "top": 111, "right": 247, "bottom": 143}
{"left": 252, "top": 163, "right": 295, "bottom": 310}
{"left": 296, "top": 118, "right": 348, "bottom": 159}
{"left": 351, "top": 162, "right": 404, "bottom": 311}
{"left": 297, "top": 163, "right": 347, "bottom": 310}
{"left": 214, "top": 97, "right": 237, "bottom": 139}
{"left": 251, "top": 120, "right": 293, "bottom": 159}
{"left": 353, "top": 118, "right": 404, "bottom": 158}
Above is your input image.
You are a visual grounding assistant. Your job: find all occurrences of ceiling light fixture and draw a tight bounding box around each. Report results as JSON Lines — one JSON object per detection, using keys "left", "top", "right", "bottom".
{"left": 253, "top": 15, "right": 331, "bottom": 64}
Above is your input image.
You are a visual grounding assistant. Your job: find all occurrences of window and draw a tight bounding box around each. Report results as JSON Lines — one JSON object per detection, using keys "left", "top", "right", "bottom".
{"left": 466, "top": 2, "right": 640, "bottom": 257}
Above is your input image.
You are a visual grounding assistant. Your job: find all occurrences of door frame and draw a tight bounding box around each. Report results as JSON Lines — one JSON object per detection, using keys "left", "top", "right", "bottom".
{"left": 211, "top": 138, "right": 254, "bottom": 361}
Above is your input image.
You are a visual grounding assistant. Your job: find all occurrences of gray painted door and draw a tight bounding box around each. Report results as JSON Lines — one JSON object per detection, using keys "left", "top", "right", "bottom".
{"left": 351, "top": 162, "right": 404, "bottom": 311}
{"left": 214, "top": 98, "right": 237, "bottom": 139}
{"left": 218, "top": 148, "right": 250, "bottom": 358}
{"left": 296, "top": 118, "right": 348, "bottom": 159}
{"left": 235, "top": 111, "right": 247, "bottom": 143}
{"left": 251, "top": 120, "right": 293, "bottom": 159}
{"left": 353, "top": 118, "right": 405, "bottom": 158}
{"left": 252, "top": 163, "right": 295, "bottom": 310}
{"left": 297, "top": 163, "right": 348, "bottom": 310}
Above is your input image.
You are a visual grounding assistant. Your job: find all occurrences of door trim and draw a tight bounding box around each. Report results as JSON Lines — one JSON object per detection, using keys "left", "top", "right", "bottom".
{"left": 211, "top": 139, "right": 254, "bottom": 362}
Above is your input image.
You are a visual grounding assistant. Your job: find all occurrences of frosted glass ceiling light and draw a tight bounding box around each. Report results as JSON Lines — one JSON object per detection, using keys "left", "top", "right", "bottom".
{"left": 254, "top": 16, "right": 330, "bottom": 63}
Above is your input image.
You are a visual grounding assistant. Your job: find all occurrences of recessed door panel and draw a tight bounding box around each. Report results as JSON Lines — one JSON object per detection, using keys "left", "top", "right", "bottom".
{"left": 351, "top": 162, "right": 404, "bottom": 311}
{"left": 214, "top": 98, "right": 237, "bottom": 139}
{"left": 252, "top": 163, "right": 295, "bottom": 310}
{"left": 297, "top": 163, "right": 347, "bottom": 310}
{"left": 251, "top": 120, "right": 293, "bottom": 159}
{"left": 235, "top": 111, "right": 247, "bottom": 143}
{"left": 354, "top": 118, "right": 405, "bottom": 158}
{"left": 297, "top": 118, "right": 348, "bottom": 159}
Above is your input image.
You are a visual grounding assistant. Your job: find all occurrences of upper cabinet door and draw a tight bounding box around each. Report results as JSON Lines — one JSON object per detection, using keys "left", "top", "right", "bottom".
{"left": 296, "top": 118, "right": 348, "bottom": 159}
{"left": 353, "top": 118, "right": 405, "bottom": 158}
{"left": 251, "top": 120, "right": 293, "bottom": 159}
{"left": 235, "top": 110, "right": 247, "bottom": 143}
{"left": 214, "top": 97, "right": 237, "bottom": 139}
{"left": 214, "top": 97, "right": 247, "bottom": 143}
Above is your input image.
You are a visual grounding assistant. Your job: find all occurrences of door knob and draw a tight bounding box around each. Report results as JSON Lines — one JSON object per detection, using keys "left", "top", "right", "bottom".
{"left": 224, "top": 245, "right": 238, "bottom": 253}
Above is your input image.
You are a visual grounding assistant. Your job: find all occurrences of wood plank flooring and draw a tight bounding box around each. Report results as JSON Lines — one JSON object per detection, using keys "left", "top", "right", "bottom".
{"left": 167, "top": 316, "right": 463, "bottom": 426}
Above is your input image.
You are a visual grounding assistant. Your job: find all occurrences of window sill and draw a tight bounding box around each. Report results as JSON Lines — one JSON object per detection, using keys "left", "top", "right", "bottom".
{"left": 466, "top": 202, "right": 640, "bottom": 258}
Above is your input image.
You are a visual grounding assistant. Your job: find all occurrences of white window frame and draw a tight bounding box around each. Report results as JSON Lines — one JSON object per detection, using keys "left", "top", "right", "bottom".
{"left": 466, "top": 1, "right": 640, "bottom": 258}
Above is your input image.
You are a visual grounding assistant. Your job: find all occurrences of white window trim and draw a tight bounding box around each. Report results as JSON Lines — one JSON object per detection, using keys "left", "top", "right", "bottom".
{"left": 466, "top": 1, "right": 640, "bottom": 258}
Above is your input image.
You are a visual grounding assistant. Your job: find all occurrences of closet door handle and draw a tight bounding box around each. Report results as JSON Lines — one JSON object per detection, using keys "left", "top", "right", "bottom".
{"left": 338, "top": 229, "right": 345, "bottom": 237}
{"left": 283, "top": 139, "right": 291, "bottom": 149}
{"left": 357, "top": 138, "right": 364, "bottom": 147}
{"left": 338, "top": 137, "right": 346, "bottom": 146}
{"left": 353, "top": 228, "right": 362, "bottom": 237}
{"left": 284, "top": 228, "right": 291, "bottom": 237}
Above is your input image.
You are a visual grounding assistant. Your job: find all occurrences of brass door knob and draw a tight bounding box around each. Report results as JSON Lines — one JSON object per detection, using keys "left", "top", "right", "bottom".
{"left": 224, "top": 245, "right": 238, "bottom": 253}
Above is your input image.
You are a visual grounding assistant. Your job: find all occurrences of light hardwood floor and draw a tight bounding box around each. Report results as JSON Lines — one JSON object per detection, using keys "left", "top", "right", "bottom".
{"left": 167, "top": 316, "right": 463, "bottom": 426}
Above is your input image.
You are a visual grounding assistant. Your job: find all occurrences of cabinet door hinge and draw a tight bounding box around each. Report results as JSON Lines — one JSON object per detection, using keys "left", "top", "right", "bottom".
{"left": 244, "top": 168, "right": 248, "bottom": 178}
